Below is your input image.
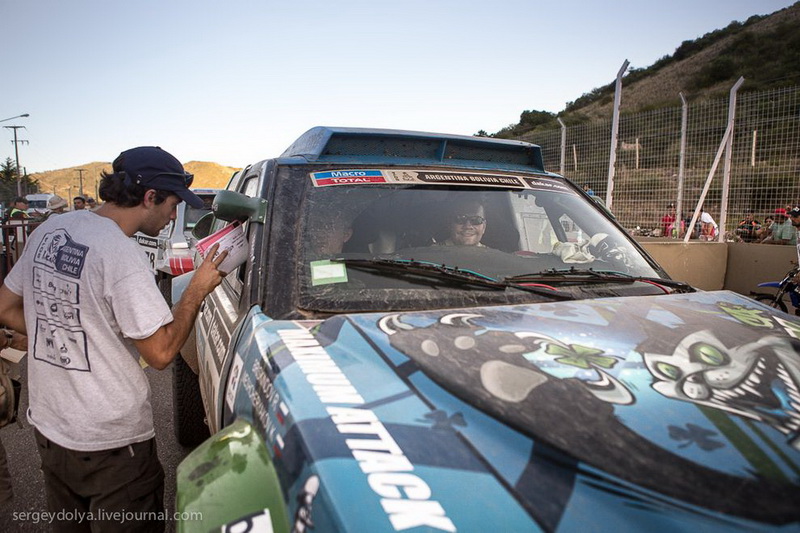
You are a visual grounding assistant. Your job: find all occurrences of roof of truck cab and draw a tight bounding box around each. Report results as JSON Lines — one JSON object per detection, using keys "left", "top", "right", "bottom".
{"left": 275, "top": 126, "right": 555, "bottom": 174}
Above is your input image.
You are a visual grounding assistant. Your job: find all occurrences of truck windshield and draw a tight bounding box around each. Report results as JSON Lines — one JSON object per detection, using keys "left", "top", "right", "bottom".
{"left": 295, "top": 171, "right": 662, "bottom": 313}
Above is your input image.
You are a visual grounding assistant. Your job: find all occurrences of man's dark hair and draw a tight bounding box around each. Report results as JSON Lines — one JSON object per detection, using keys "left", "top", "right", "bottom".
{"left": 98, "top": 171, "right": 174, "bottom": 208}
{"left": 447, "top": 198, "right": 485, "bottom": 219}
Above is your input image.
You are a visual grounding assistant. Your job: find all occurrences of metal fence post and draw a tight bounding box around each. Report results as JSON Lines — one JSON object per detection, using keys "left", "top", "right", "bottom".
{"left": 558, "top": 118, "right": 566, "bottom": 176}
{"left": 684, "top": 123, "right": 733, "bottom": 243}
{"left": 605, "top": 59, "right": 629, "bottom": 210}
{"left": 718, "top": 76, "right": 745, "bottom": 242}
{"left": 676, "top": 93, "right": 688, "bottom": 238}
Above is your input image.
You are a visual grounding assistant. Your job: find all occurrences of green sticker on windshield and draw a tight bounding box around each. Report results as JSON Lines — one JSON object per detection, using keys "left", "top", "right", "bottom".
{"left": 310, "top": 260, "right": 349, "bottom": 286}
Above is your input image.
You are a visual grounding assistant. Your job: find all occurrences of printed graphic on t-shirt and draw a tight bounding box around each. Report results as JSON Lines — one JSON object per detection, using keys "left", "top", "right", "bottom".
{"left": 31, "top": 229, "right": 90, "bottom": 371}
{"left": 33, "top": 229, "right": 88, "bottom": 278}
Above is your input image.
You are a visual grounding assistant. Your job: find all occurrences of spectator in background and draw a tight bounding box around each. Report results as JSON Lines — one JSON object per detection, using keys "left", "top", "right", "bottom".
{"left": 4, "top": 198, "right": 31, "bottom": 264}
{"left": 735, "top": 212, "right": 761, "bottom": 242}
{"left": 700, "top": 208, "right": 718, "bottom": 241}
{"left": 756, "top": 215, "right": 774, "bottom": 242}
{"left": 86, "top": 196, "right": 98, "bottom": 211}
{"left": 6, "top": 197, "right": 29, "bottom": 221}
{"left": 682, "top": 213, "right": 700, "bottom": 239}
{"left": 661, "top": 204, "right": 676, "bottom": 238}
{"left": 789, "top": 206, "right": 800, "bottom": 284}
{"left": 582, "top": 184, "right": 595, "bottom": 196}
{"left": 41, "top": 195, "right": 68, "bottom": 220}
{"left": 73, "top": 195, "right": 86, "bottom": 210}
{"left": 761, "top": 207, "right": 796, "bottom": 245}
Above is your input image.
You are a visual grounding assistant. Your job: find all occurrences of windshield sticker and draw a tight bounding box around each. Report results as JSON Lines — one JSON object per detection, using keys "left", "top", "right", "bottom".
{"left": 312, "top": 170, "right": 387, "bottom": 186}
{"left": 523, "top": 177, "right": 574, "bottom": 193}
{"left": 310, "top": 169, "right": 577, "bottom": 194}
{"left": 401, "top": 171, "right": 526, "bottom": 188}
{"left": 310, "top": 260, "right": 349, "bottom": 286}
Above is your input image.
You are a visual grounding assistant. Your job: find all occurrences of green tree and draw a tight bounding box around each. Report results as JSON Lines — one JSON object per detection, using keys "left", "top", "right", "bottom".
{"left": 518, "top": 109, "right": 558, "bottom": 130}
{"left": 0, "top": 157, "right": 39, "bottom": 203}
{"left": 0, "top": 158, "right": 15, "bottom": 180}
{"left": 0, "top": 158, "right": 19, "bottom": 204}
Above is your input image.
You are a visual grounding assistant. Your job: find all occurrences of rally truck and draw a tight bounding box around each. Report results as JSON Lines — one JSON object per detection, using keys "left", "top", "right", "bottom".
{"left": 173, "top": 127, "right": 800, "bottom": 532}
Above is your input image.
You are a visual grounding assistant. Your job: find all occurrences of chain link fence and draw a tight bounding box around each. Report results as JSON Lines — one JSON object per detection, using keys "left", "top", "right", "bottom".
{"left": 518, "top": 85, "right": 800, "bottom": 239}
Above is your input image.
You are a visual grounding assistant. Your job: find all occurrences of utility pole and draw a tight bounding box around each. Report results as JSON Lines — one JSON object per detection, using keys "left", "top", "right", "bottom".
{"left": 76, "top": 169, "right": 86, "bottom": 197}
{"left": 3, "top": 125, "right": 28, "bottom": 196}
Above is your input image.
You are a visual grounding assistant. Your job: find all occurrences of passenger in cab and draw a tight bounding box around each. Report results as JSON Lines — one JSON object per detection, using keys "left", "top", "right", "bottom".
{"left": 309, "top": 211, "right": 353, "bottom": 255}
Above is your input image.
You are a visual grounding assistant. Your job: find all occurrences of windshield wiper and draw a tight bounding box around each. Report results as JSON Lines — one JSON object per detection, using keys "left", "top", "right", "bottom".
{"left": 504, "top": 268, "right": 694, "bottom": 292}
{"left": 333, "top": 258, "right": 575, "bottom": 300}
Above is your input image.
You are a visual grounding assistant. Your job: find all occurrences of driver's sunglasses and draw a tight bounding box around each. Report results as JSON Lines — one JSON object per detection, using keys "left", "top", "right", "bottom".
{"left": 453, "top": 215, "right": 486, "bottom": 226}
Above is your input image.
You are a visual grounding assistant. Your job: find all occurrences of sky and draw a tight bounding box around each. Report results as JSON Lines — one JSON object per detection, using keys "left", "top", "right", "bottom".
{"left": 1, "top": 0, "right": 796, "bottom": 173}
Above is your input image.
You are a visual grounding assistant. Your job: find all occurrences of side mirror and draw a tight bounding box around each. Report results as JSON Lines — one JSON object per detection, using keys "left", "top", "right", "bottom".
{"left": 212, "top": 190, "right": 268, "bottom": 223}
{"left": 192, "top": 213, "right": 215, "bottom": 240}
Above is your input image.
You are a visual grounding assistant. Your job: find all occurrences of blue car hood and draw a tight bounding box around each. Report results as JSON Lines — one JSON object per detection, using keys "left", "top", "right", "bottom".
{"left": 230, "top": 290, "right": 800, "bottom": 530}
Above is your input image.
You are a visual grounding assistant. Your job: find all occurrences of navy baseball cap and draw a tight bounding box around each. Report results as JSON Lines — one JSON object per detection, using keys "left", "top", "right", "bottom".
{"left": 112, "top": 146, "right": 203, "bottom": 208}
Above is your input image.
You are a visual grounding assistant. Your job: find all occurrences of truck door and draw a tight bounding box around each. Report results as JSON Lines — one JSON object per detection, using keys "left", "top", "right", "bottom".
{"left": 195, "top": 165, "right": 263, "bottom": 433}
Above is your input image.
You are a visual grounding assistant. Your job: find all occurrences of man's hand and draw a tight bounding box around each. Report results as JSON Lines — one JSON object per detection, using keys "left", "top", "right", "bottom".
{"left": 191, "top": 243, "right": 230, "bottom": 295}
{"left": 134, "top": 243, "right": 229, "bottom": 370}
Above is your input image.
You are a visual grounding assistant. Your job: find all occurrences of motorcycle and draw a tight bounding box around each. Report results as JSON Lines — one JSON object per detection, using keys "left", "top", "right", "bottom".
{"left": 751, "top": 266, "right": 800, "bottom": 315}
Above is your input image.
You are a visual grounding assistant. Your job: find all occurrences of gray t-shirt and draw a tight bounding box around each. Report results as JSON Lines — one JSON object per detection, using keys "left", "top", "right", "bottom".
{"left": 5, "top": 210, "right": 172, "bottom": 451}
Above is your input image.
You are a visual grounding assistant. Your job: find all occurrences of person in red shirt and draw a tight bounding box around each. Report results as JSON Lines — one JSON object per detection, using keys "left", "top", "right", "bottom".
{"left": 661, "top": 204, "right": 676, "bottom": 237}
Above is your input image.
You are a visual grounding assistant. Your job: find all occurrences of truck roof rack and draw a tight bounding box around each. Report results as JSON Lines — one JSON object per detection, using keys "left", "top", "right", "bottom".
{"left": 278, "top": 126, "right": 548, "bottom": 173}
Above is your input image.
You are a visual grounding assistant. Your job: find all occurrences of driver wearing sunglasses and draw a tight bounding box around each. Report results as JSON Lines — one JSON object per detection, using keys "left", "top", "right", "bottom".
{"left": 443, "top": 200, "right": 487, "bottom": 246}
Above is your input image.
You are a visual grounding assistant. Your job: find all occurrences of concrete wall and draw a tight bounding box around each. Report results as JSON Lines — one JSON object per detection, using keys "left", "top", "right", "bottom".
{"left": 636, "top": 238, "right": 796, "bottom": 294}
{"left": 638, "top": 241, "right": 728, "bottom": 290}
{"left": 724, "top": 242, "right": 796, "bottom": 295}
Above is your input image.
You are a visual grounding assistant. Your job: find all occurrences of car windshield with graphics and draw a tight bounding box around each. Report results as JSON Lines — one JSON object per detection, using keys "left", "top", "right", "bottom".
{"left": 172, "top": 127, "right": 800, "bottom": 533}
